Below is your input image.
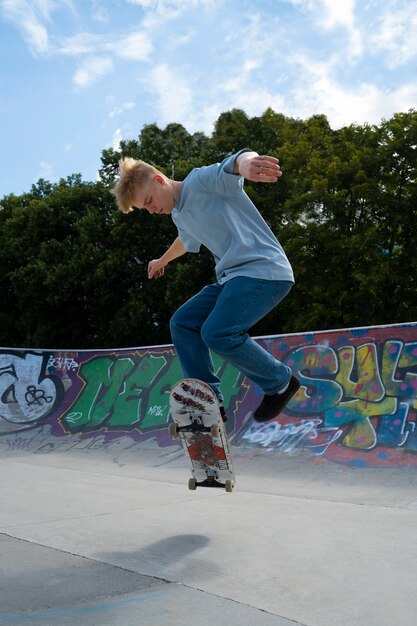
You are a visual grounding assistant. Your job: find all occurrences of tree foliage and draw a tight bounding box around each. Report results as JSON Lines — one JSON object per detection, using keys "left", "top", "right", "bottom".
{"left": 1, "top": 108, "right": 416, "bottom": 348}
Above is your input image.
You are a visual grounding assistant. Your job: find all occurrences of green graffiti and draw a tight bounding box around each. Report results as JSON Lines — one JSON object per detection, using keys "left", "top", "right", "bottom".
{"left": 142, "top": 354, "right": 245, "bottom": 429}
{"left": 108, "top": 354, "right": 167, "bottom": 428}
{"left": 143, "top": 354, "right": 182, "bottom": 429}
{"left": 63, "top": 351, "right": 246, "bottom": 434}
{"left": 64, "top": 354, "right": 167, "bottom": 431}
{"left": 63, "top": 357, "right": 135, "bottom": 430}
{"left": 213, "top": 354, "right": 246, "bottom": 415}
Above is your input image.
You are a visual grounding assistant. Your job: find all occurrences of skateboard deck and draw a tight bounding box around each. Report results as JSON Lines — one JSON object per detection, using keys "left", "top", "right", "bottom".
{"left": 169, "top": 378, "right": 235, "bottom": 492}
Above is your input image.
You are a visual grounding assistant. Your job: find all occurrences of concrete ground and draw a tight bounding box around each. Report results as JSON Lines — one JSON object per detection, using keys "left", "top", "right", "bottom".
{"left": 1, "top": 439, "right": 417, "bottom": 626}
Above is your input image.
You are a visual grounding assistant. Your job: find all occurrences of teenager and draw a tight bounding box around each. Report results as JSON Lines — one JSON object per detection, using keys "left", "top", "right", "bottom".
{"left": 112, "top": 149, "right": 300, "bottom": 422}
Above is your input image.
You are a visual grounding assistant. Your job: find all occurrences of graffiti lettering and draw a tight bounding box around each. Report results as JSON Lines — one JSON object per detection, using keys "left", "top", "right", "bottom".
{"left": 241, "top": 419, "right": 343, "bottom": 455}
{"left": 2, "top": 324, "right": 417, "bottom": 467}
{"left": 0, "top": 352, "right": 64, "bottom": 431}
{"left": 25, "top": 385, "right": 53, "bottom": 406}
{"left": 280, "top": 340, "right": 417, "bottom": 451}
{"left": 63, "top": 352, "right": 245, "bottom": 434}
{"left": 47, "top": 355, "right": 79, "bottom": 371}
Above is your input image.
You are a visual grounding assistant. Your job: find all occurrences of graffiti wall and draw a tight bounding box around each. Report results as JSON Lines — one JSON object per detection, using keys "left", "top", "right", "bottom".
{"left": 1, "top": 321, "right": 417, "bottom": 467}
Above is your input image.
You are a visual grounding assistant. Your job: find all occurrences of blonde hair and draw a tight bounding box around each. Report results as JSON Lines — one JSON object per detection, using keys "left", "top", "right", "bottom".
{"left": 111, "top": 158, "right": 159, "bottom": 213}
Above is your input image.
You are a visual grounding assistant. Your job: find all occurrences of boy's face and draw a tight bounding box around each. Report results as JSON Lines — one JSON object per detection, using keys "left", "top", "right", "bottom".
{"left": 132, "top": 175, "right": 173, "bottom": 215}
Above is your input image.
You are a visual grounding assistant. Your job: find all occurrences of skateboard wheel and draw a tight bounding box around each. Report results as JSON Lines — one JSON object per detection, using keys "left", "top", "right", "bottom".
{"left": 225, "top": 480, "right": 234, "bottom": 493}
{"left": 169, "top": 422, "right": 179, "bottom": 438}
{"left": 188, "top": 478, "right": 197, "bottom": 491}
{"left": 210, "top": 424, "right": 220, "bottom": 438}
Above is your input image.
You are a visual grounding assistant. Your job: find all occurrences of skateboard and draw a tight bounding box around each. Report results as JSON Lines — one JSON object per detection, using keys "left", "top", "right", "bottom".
{"left": 169, "top": 378, "right": 236, "bottom": 492}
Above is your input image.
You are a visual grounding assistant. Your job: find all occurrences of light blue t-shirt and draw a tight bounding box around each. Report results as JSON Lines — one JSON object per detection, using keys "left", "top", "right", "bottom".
{"left": 171, "top": 150, "right": 294, "bottom": 285}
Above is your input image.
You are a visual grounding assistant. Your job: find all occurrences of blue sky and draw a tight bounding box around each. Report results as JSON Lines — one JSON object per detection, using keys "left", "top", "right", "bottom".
{"left": 1, "top": 0, "right": 416, "bottom": 197}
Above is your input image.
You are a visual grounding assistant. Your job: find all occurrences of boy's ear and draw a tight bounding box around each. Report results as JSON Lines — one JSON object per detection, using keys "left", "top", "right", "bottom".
{"left": 152, "top": 174, "right": 165, "bottom": 185}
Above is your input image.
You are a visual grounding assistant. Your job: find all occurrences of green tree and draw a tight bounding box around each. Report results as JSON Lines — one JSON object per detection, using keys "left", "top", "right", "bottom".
{"left": 2, "top": 108, "right": 417, "bottom": 349}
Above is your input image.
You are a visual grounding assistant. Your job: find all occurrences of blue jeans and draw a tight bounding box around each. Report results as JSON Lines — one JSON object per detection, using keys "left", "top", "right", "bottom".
{"left": 169, "top": 277, "right": 293, "bottom": 401}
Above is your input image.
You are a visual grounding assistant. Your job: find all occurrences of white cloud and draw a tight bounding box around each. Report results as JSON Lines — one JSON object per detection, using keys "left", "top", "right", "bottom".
{"left": 0, "top": 0, "right": 49, "bottom": 55}
{"left": 59, "top": 30, "right": 152, "bottom": 60}
{"left": 288, "top": 53, "right": 417, "bottom": 128}
{"left": 109, "top": 102, "right": 136, "bottom": 118}
{"left": 127, "top": 0, "right": 220, "bottom": 10}
{"left": 111, "top": 128, "right": 123, "bottom": 150}
{"left": 137, "top": 0, "right": 222, "bottom": 30}
{"left": 0, "top": 0, "right": 74, "bottom": 56}
{"left": 288, "top": 0, "right": 417, "bottom": 65}
{"left": 284, "top": 0, "right": 362, "bottom": 59}
{"left": 315, "top": 0, "right": 362, "bottom": 59}
{"left": 1, "top": 0, "right": 153, "bottom": 63}
{"left": 369, "top": 2, "right": 417, "bottom": 67}
{"left": 144, "top": 63, "right": 193, "bottom": 125}
{"left": 319, "top": 0, "right": 356, "bottom": 30}
{"left": 127, "top": 0, "right": 154, "bottom": 7}
{"left": 219, "top": 71, "right": 286, "bottom": 125}
{"left": 188, "top": 104, "right": 220, "bottom": 134}
{"left": 36, "top": 0, "right": 75, "bottom": 20}
{"left": 283, "top": 0, "right": 319, "bottom": 11}
{"left": 22, "top": 16, "right": 49, "bottom": 55}
{"left": 37, "top": 160, "right": 53, "bottom": 180}
{"left": 73, "top": 56, "right": 113, "bottom": 89}
{"left": 59, "top": 32, "right": 101, "bottom": 56}
{"left": 109, "top": 32, "right": 153, "bottom": 60}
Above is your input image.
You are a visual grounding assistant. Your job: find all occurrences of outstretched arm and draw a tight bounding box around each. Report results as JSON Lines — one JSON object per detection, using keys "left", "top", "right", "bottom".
{"left": 234, "top": 151, "right": 282, "bottom": 183}
{"left": 148, "top": 236, "right": 186, "bottom": 279}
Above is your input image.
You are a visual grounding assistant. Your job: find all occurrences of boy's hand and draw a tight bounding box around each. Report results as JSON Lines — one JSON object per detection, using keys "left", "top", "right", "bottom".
{"left": 237, "top": 153, "right": 282, "bottom": 183}
{"left": 148, "top": 259, "right": 165, "bottom": 279}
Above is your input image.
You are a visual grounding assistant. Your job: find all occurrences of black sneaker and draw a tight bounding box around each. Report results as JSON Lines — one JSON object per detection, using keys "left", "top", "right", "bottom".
{"left": 253, "top": 375, "right": 301, "bottom": 423}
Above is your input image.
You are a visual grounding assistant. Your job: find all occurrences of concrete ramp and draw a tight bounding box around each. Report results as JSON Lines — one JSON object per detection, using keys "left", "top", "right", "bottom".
{"left": 1, "top": 322, "right": 417, "bottom": 625}
{"left": 2, "top": 437, "right": 417, "bottom": 626}
{"left": 0, "top": 533, "right": 293, "bottom": 626}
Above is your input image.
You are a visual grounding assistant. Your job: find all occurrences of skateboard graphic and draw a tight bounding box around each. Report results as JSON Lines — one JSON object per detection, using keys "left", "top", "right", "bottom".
{"left": 169, "top": 378, "right": 236, "bottom": 492}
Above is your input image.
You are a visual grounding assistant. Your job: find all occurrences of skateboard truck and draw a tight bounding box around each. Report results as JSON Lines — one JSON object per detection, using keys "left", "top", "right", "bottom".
{"left": 169, "top": 422, "right": 220, "bottom": 438}
{"left": 188, "top": 474, "right": 234, "bottom": 492}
